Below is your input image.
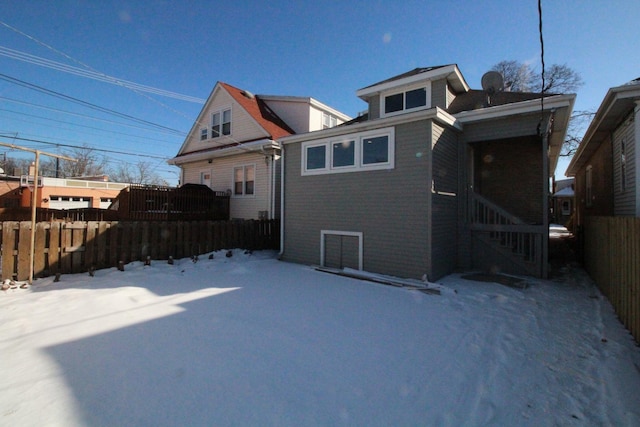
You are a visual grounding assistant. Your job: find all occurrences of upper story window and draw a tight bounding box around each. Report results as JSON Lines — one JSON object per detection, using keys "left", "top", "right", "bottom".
{"left": 381, "top": 83, "right": 430, "bottom": 117}
{"left": 322, "top": 112, "right": 338, "bottom": 129}
{"left": 302, "top": 127, "right": 394, "bottom": 176}
{"left": 212, "top": 108, "right": 231, "bottom": 138}
{"left": 200, "top": 128, "right": 208, "bottom": 141}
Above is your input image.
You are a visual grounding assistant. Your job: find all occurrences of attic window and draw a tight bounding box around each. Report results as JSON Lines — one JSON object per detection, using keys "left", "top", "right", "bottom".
{"left": 211, "top": 108, "right": 231, "bottom": 138}
{"left": 322, "top": 113, "right": 338, "bottom": 129}
{"left": 382, "top": 83, "right": 430, "bottom": 117}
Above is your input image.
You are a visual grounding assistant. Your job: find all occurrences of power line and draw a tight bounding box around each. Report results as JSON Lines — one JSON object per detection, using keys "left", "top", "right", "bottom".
{"left": 0, "top": 73, "right": 185, "bottom": 135}
{"left": 0, "top": 45, "right": 206, "bottom": 103}
{"left": 0, "top": 107, "right": 180, "bottom": 146}
{"left": 0, "top": 95, "right": 187, "bottom": 138}
{"left": 0, "top": 134, "right": 170, "bottom": 160}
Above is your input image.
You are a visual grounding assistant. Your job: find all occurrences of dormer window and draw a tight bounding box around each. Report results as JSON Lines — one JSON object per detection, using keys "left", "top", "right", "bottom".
{"left": 383, "top": 86, "right": 428, "bottom": 115}
{"left": 322, "top": 112, "right": 338, "bottom": 129}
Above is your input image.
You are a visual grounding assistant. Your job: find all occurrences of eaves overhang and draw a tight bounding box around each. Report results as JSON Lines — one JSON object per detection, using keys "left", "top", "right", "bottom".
{"left": 455, "top": 93, "right": 576, "bottom": 176}
{"left": 279, "top": 107, "right": 461, "bottom": 145}
{"left": 566, "top": 84, "right": 640, "bottom": 176}
{"left": 356, "top": 64, "right": 469, "bottom": 100}
{"left": 168, "top": 138, "right": 279, "bottom": 166}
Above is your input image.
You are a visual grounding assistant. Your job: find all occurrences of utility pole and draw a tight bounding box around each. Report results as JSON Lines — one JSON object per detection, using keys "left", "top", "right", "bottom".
{"left": 0, "top": 140, "right": 76, "bottom": 283}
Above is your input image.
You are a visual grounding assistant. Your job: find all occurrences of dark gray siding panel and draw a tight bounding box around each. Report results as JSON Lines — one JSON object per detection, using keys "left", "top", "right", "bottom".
{"left": 430, "top": 123, "right": 459, "bottom": 280}
{"left": 431, "top": 79, "right": 447, "bottom": 109}
{"left": 613, "top": 114, "right": 636, "bottom": 216}
{"left": 369, "top": 95, "right": 381, "bottom": 120}
{"left": 283, "top": 120, "right": 433, "bottom": 279}
{"left": 462, "top": 113, "right": 546, "bottom": 143}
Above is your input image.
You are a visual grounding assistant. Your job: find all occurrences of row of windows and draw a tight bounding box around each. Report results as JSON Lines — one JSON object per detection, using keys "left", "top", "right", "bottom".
{"left": 302, "top": 128, "right": 395, "bottom": 175}
{"left": 200, "top": 108, "right": 232, "bottom": 141}
{"left": 200, "top": 165, "right": 255, "bottom": 197}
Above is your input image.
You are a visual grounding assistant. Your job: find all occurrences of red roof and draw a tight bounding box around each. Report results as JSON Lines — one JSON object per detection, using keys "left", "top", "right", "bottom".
{"left": 219, "top": 82, "right": 294, "bottom": 139}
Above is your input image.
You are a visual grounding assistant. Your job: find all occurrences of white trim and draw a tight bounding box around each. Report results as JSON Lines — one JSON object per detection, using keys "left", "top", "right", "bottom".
{"left": 258, "top": 95, "right": 352, "bottom": 122}
{"left": 168, "top": 138, "right": 274, "bottom": 165}
{"left": 301, "top": 127, "right": 395, "bottom": 176}
{"left": 455, "top": 94, "right": 575, "bottom": 123}
{"left": 210, "top": 106, "right": 232, "bottom": 139}
{"left": 356, "top": 64, "right": 466, "bottom": 98}
{"left": 232, "top": 163, "right": 256, "bottom": 198}
{"left": 320, "top": 230, "right": 363, "bottom": 271}
{"left": 380, "top": 81, "right": 432, "bottom": 118}
{"left": 281, "top": 107, "right": 459, "bottom": 145}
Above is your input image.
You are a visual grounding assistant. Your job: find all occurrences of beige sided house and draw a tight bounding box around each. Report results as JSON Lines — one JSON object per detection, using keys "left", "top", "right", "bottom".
{"left": 280, "top": 65, "right": 575, "bottom": 280}
{"left": 169, "top": 82, "right": 350, "bottom": 220}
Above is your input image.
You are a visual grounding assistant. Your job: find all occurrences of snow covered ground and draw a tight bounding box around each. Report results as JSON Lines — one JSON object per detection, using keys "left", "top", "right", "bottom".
{"left": 1, "top": 249, "right": 639, "bottom": 426}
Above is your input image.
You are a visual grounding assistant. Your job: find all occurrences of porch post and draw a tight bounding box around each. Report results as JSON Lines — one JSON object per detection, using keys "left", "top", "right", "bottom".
{"left": 541, "top": 124, "right": 549, "bottom": 279}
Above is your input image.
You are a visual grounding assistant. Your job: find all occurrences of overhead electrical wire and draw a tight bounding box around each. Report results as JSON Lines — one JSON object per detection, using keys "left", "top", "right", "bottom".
{"left": 0, "top": 73, "right": 185, "bottom": 136}
{"left": 0, "top": 95, "right": 186, "bottom": 138}
{"left": 0, "top": 134, "right": 170, "bottom": 160}
{"left": 0, "top": 46, "right": 206, "bottom": 103}
{"left": 0, "top": 107, "right": 180, "bottom": 146}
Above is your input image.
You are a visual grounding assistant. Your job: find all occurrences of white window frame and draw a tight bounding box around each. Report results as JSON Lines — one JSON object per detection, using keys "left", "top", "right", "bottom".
{"left": 211, "top": 107, "right": 232, "bottom": 139}
{"left": 322, "top": 112, "right": 338, "bottom": 129}
{"left": 301, "top": 127, "right": 395, "bottom": 176}
{"left": 200, "top": 128, "right": 208, "bottom": 141}
{"left": 320, "top": 230, "right": 363, "bottom": 271}
{"left": 380, "top": 81, "right": 431, "bottom": 118}
{"left": 232, "top": 164, "right": 255, "bottom": 197}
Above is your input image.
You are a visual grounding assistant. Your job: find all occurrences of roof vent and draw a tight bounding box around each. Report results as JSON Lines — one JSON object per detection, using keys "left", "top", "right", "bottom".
{"left": 241, "top": 90, "right": 255, "bottom": 99}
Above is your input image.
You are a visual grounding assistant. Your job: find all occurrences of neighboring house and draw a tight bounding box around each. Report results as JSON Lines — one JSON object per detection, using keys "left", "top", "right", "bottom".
{"left": 279, "top": 64, "right": 575, "bottom": 280}
{"left": 551, "top": 178, "right": 575, "bottom": 226}
{"left": 0, "top": 174, "right": 128, "bottom": 210}
{"left": 169, "top": 82, "right": 350, "bottom": 220}
{"left": 566, "top": 78, "right": 640, "bottom": 226}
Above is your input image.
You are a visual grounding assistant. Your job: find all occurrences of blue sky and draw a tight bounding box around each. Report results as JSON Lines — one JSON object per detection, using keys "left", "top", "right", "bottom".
{"left": 1, "top": 1, "right": 638, "bottom": 184}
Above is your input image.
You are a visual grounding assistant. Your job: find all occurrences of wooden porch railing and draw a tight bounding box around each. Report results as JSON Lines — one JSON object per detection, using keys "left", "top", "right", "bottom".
{"left": 470, "top": 192, "right": 545, "bottom": 277}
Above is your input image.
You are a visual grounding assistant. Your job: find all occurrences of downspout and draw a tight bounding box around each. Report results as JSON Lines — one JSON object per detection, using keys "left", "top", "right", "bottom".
{"left": 279, "top": 143, "right": 285, "bottom": 257}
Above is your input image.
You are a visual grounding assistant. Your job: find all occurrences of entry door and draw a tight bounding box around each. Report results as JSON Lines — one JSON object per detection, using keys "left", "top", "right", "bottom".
{"left": 321, "top": 231, "right": 363, "bottom": 270}
{"left": 200, "top": 170, "right": 212, "bottom": 188}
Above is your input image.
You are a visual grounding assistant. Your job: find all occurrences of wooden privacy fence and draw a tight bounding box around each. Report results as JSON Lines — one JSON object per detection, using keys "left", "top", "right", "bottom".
{"left": 583, "top": 216, "right": 640, "bottom": 344}
{"left": 0, "top": 219, "right": 279, "bottom": 281}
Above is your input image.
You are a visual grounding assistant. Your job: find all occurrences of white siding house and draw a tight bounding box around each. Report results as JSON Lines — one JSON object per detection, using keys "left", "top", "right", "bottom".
{"left": 169, "top": 82, "right": 350, "bottom": 220}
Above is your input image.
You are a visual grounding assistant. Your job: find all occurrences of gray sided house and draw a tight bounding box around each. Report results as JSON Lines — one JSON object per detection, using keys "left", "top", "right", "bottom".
{"left": 567, "top": 78, "right": 640, "bottom": 225}
{"left": 280, "top": 65, "right": 574, "bottom": 281}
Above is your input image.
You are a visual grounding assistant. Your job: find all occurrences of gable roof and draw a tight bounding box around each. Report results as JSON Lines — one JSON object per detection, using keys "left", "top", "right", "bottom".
{"left": 171, "top": 82, "right": 295, "bottom": 161}
{"left": 219, "top": 82, "right": 295, "bottom": 140}
{"left": 566, "top": 79, "right": 640, "bottom": 175}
